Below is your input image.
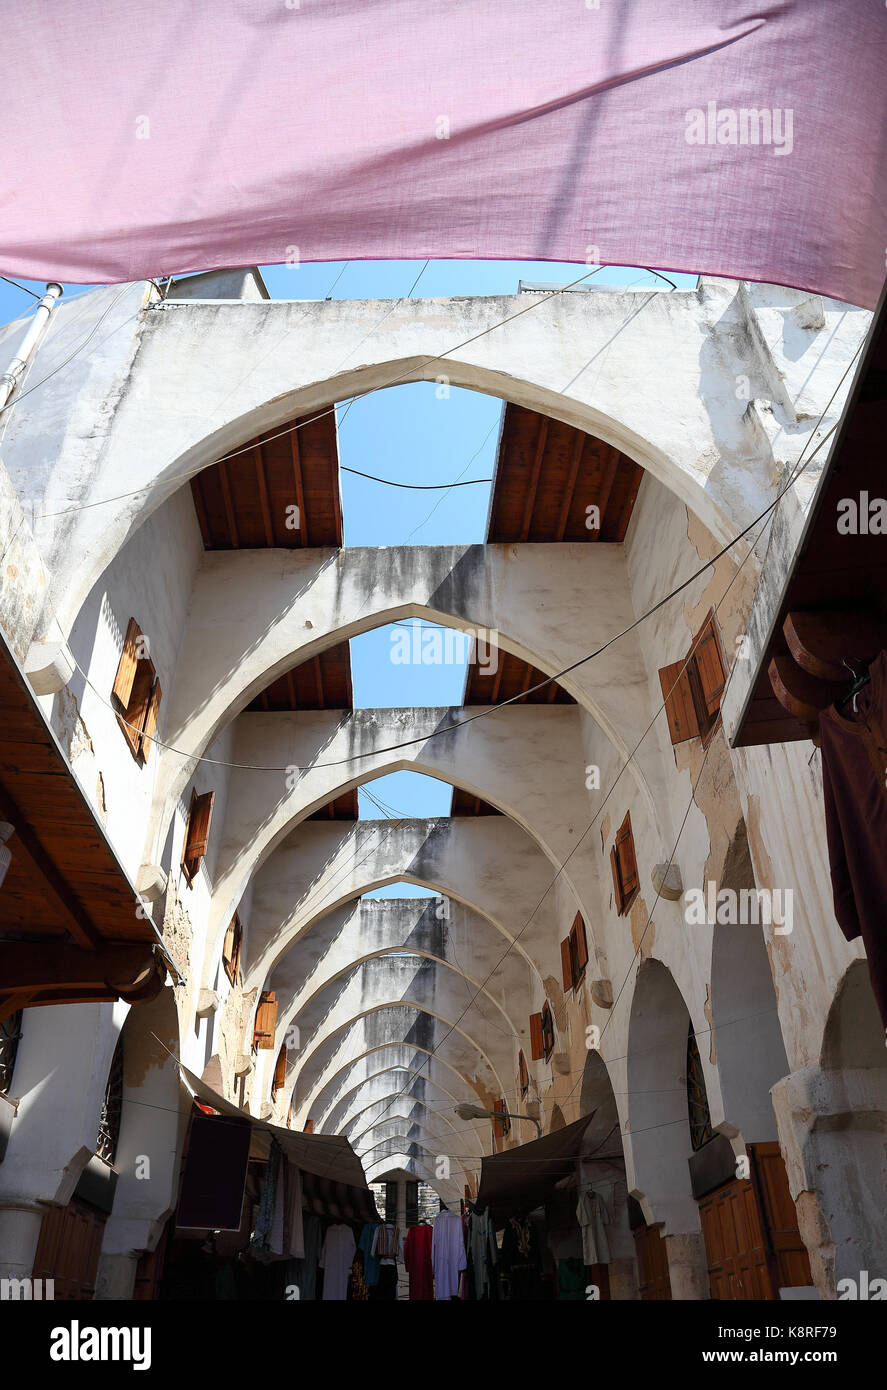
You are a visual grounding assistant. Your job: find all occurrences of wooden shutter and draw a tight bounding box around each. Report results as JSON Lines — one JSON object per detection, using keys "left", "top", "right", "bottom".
{"left": 659, "top": 659, "right": 700, "bottom": 745}
{"left": 561, "top": 935, "right": 574, "bottom": 992}
{"left": 223, "top": 914, "right": 242, "bottom": 985}
{"left": 529, "top": 1012, "right": 544, "bottom": 1061}
{"left": 571, "top": 912, "right": 589, "bottom": 973}
{"left": 253, "top": 991, "right": 278, "bottom": 1049}
{"left": 138, "top": 679, "right": 162, "bottom": 761}
{"left": 694, "top": 615, "right": 727, "bottom": 716}
{"left": 272, "top": 1045, "right": 287, "bottom": 1094}
{"left": 541, "top": 1002, "right": 555, "bottom": 1060}
{"left": 112, "top": 618, "right": 141, "bottom": 706}
{"left": 614, "top": 813, "right": 639, "bottom": 913}
{"left": 187, "top": 791, "right": 214, "bottom": 859}
{"left": 304, "top": 1119, "right": 314, "bottom": 1134}
{"left": 610, "top": 845, "right": 625, "bottom": 914}
{"left": 493, "top": 1098, "right": 509, "bottom": 1138}
{"left": 518, "top": 1049, "right": 529, "bottom": 1096}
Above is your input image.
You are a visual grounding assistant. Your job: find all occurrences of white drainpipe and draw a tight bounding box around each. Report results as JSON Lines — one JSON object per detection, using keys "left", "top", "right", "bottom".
{"left": 0, "top": 281, "right": 64, "bottom": 412}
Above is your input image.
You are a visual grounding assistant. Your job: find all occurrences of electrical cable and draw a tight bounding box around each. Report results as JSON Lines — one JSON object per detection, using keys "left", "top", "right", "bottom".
{"left": 341, "top": 465, "right": 492, "bottom": 489}
{"left": 351, "top": 337, "right": 863, "bottom": 1147}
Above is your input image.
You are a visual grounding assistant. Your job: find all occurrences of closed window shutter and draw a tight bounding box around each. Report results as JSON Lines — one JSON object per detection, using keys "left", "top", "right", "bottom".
{"left": 138, "top": 679, "right": 162, "bottom": 761}
{"left": 253, "top": 991, "right": 278, "bottom": 1049}
{"left": 610, "top": 845, "right": 625, "bottom": 914}
{"left": 617, "top": 814, "right": 638, "bottom": 893}
{"left": 658, "top": 660, "right": 700, "bottom": 744}
{"left": 572, "top": 913, "right": 589, "bottom": 973}
{"left": 304, "top": 1119, "right": 314, "bottom": 1134}
{"left": 694, "top": 616, "right": 727, "bottom": 716}
{"left": 223, "top": 915, "right": 241, "bottom": 984}
{"left": 529, "top": 1012, "right": 544, "bottom": 1061}
{"left": 518, "top": 1049, "right": 529, "bottom": 1095}
{"left": 272, "top": 1045, "right": 287, "bottom": 1093}
{"left": 561, "top": 935, "right": 574, "bottom": 992}
{"left": 186, "top": 791, "right": 215, "bottom": 862}
{"left": 541, "top": 1003, "right": 555, "bottom": 1059}
{"left": 112, "top": 618, "right": 141, "bottom": 706}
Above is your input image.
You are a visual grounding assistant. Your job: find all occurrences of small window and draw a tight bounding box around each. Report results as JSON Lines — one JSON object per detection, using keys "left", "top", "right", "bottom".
{"left": 303, "top": 1118, "right": 314, "bottom": 1135}
{"left": 111, "top": 618, "right": 162, "bottom": 765}
{"left": 561, "top": 912, "right": 589, "bottom": 991}
{"left": 518, "top": 1049, "right": 529, "bottom": 1098}
{"left": 0, "top": 1010, "right": 23, "bottom": 1096}
{"left": 222, "top": 914, "right": 243, "bottom": 985}
{"left": 271, "top": 1044, "right": 287, "bottom": 1096}
{"left": 529, "top": 1011, "right": 544, "bottom": 1061}
{"left": 610, "top": 812, "right": 639, "bottom": 915}
{"left": 493, "top": 1098, "right": 510, "bottom": 1139}
{"left": 96, "top": 1036, "right": 124, "bottom": 1166}
{"left": 540, "top": 1001, "right": 555, "bottom": 1061}
{"left": 181, "top": 789, "right": 215, "bottom": 886}
{"left": 658, "top": 611, "right": 726, "bottom": 747}
{"left": 253, "top": 991, "right": 278, "bottom": 1050}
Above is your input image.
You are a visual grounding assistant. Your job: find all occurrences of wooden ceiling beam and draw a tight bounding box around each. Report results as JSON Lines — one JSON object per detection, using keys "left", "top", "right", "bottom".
{"left": 519, "top": 418, "right": 549, "bottom": 541}
{"left": 556, "top": 432, "right": 585, "bottom": 540}
{"left": 290, "top": 427, "right": 308, "bottom": 547}
{"left": 254, "top": 445, "right": 275, "bottom": 546}
{"left": 592, "top": 444, "right": 621, "bottom": 540}
{"left": 218, "top": 459, "right": 240, "bottom": 548}
{"left": 0, "top": 785, "right": 103, "bottom": 951}
{"left": 0, "top": 941, "right": 158, "bottom": 995}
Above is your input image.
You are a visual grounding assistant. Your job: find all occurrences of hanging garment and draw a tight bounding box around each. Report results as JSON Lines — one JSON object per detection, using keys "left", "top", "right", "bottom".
{"left": 500, "top": 1214, "right": 542, "bottom": 1300}
{"left": 282, "top": 1161, "right": 304, "bottom": 1259}
{"left": 403, "top": 1223, "right": 434, "bottom": 1301}
{"left": 319, "top": 1223, "right": 357, "bottom": 1301}
{"left": 432, "top": 1209, "right": 466, "bottom": 1300}
{"left": 469, "top": 1208, "right": 499, "bottom": 1300}
{"left": 250, "top": 1140, "right": 282, "bottom": 1260}
{"left": 358, "top": 1220, "right": 381, "bottom": 1288}
{"left": 371, "top": 1221, "right": 401, "bottom": 1265}
{"left": 576, "top": 1189, "right": 611, "bottom": 1267}
{"left": 348, "top": 1249, "right": 369, "bottom": 1301}
{"left": 294, "top": 1214, "right": 322, "bottom": 1301}
{"left": 557, "top": 1257, "right": 587, "bottom": 1301}
{"left": 375, "top": 1264, "right": 398, "bottom": 1300}
{"left": 820, "top": 651, "right": 887, "bottom": 1026}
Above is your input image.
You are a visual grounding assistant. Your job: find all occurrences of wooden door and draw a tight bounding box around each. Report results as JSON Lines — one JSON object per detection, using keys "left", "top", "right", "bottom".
{"left": 699, "top": 1177, "right": 774, "bottom": 1299}
{"left": 32, "top": 1196, "right": 107, "bottom": 1300}
{"left": 750, "top": 1142, "right": 813, "bottom": 1290}
{"left": 633, "top": 1223, "right": 672, "bottom": 1300}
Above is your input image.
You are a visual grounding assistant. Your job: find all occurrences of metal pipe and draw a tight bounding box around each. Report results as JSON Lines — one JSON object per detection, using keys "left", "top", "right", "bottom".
{"left": 0, "top": 281, "right": 63, "bottom": 412}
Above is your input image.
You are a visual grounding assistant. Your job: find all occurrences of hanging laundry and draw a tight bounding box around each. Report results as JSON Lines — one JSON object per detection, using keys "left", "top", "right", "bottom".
{"left": 371, "top": 1221, "right": 401, "bottom": 1301}
{"left": 468, "top": 1207, "right": 498, "bottom": 1299}
{"left": 294, "top": 1213, "right": 322, "bottom": 1301}
{"left": 319, "top": 1223, "right": 356, "bottom": 1301}
{"left": 432, "top": 1208, "right": 466, "bottom": 1300}
{"left": 282, "top": 1161, "right": 304, "bottom": 1260}
{"left": 820, "top": 650, "right": 887, "bottom": 1026}
{"left": 576, "top": 1187, "right": 611, "bottom": 1267}
{"left": 357, "top": 1219, "right": 381, "bottom": 1289}
{"left": 403, "top": 1222, "right": 434, "bottom": 1301}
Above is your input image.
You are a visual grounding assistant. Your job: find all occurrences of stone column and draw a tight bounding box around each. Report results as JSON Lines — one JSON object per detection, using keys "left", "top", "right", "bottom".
{"left": 772, "top": 1065, "right": 887, "bottom": 1298}
{"left": 664, "top": 1231, "right": 709, "bottom": 1300}
{"left": 0, "top": 1201, "right": 45, "bottom": 1282}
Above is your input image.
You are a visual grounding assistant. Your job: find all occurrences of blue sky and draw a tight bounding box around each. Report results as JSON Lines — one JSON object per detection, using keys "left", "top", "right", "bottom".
{"left": 0, "top": 259, "right": 696, "bottom": 896}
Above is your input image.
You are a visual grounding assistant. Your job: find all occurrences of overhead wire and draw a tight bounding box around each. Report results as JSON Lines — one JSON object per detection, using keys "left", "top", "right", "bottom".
{"left": 349, "top": 336, "right": 864, "bottom": 1148}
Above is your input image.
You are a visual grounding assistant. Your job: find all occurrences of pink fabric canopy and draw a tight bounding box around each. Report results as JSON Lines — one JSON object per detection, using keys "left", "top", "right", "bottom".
{"left": 3, "top": 1, "right": 885, "bottom": 305}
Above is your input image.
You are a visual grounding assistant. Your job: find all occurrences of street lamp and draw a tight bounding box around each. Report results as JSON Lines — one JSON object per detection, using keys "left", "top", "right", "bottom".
{"left": 454, "top": 1100, "right": 541, "bottom": 1138}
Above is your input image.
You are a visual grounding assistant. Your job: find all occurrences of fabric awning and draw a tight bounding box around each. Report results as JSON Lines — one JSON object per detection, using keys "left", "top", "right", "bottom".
{"left": 476, "top": 1116, "right": 591, "bottom": 1226}
{"left": 178, "top": 1060, "right": 368, "bottom": 1191}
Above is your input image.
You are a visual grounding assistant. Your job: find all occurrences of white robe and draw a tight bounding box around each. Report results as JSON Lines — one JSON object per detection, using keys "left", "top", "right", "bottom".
{"left": 432, "top": 1209, "right": 466, "bottom": 1299}
{"left": 319, "top": 1223, "right": 356, "bottom": 1301}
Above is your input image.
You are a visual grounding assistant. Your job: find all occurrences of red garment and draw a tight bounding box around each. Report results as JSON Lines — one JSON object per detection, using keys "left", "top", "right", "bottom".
{"left": 403, "top": 1223, "right": 434, "bottom": 1301}
{"left": 820, "top": 650, "right": 887, "bottom": 1025}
